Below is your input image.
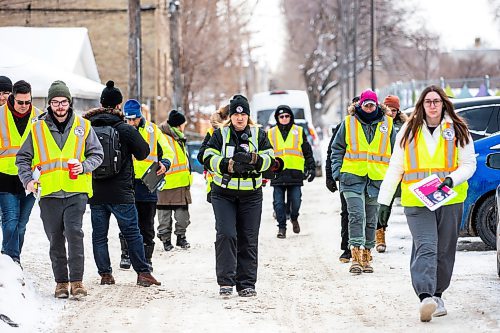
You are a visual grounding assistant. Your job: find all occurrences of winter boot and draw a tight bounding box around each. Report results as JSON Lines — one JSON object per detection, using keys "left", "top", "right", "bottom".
{"left": 361, "top": 249, "right": 374, "bottom": 273}
{"left": 70, "top": 281, "right": 88, "bottom": 299}
{"left": 349, "top": 247, "right": 363, "bottom": 275}
{"left": 291, "top": 219, "right": 300, "bottom": 234}
{"left": 163, "top": 240, "right": 174, "bottom": 251}
{"left": 137, "top": 272, "right": 161, "bottom": 287}
{"left": 54, "top": 282, "right": 69, "bottom": 299}
{"left": 376, "top": 228, "right": 386, "bottom": 253}
{"left": 119, "top": 234, "right": 131, "bottom": 269}
{"left": 339, "top": 249, "right": 351, "bottom": 263}
{"left": 100, "top": 273, "right": 115, "bottom": 285}
{"left": 277, "top": 228, "right": 286, "bottom": 239}
{"left": 144, "top": 244, "right": 155, "bottom": 272}
{"left": 176, "top": 235, "right": 191, "bottom": 249}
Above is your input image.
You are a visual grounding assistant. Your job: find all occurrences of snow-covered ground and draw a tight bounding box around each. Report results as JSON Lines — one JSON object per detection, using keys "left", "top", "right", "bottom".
{"left": 1, "top": 171, "right": 499, "bottom": 332}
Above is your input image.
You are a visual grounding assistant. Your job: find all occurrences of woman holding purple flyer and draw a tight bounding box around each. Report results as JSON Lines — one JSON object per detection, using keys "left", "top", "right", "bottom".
{"left": 378, "top": 85, "right": 476, "bottom": 322}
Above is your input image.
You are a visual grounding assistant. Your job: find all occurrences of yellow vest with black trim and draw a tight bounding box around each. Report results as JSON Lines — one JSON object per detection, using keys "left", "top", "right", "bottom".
{"left": 0, "top": 105, "right": 42, "bottom": 175}
{"left": 31, "top": 115, "right": 93, "bottom": 197}
{"left": 133, "top": 120, "right": 174, "bottom": 179}
{"left": 267, "top": 124, "right": 304, "bottom": 171}
{"left": 400, "top": 123, "right": 468, "bottom": 207}
{"left": 160, "top": 134, "right": 192, "bottom": 190}
{"left": 205, "top": 127, "right": 215, "bottom": 194}
{"left": 340, "top": 115, "right": 393, "bottom": 180}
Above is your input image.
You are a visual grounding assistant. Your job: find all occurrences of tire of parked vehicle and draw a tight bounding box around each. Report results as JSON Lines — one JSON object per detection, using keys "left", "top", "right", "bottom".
{"left": 474, "top": 195, "right": 497, "bottom": 250}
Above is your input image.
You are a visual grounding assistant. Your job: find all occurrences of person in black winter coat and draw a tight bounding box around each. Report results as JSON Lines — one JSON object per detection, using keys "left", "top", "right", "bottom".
{"left": 267, "top": 105, "right": 315, "bottom": 238}
{"left": 83, "top": 92, "right": 161, "bottom": 287}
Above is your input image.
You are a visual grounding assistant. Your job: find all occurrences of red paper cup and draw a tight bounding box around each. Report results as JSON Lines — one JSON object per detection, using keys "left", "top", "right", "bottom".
{"left": 68, "top": 159, "right": 79, "bottom": 180}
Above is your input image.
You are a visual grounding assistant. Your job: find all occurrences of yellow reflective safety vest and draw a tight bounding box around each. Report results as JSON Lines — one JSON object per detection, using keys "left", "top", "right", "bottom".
{"left": 0, "top": 105, "right": 42, "bottom": 175}
{"left": 31, "top": 115, "right": 93, "bottom": 197}
{"left": 160, "top": 134, "right": 192, "bottom": 190}
{"left": 400, "top": 123, "right": 468, "bottom": 207}
{"left": 267, "top": 124, "right": 304, "bottom": 172}
{"left": 205, "top": 127, "right": 215, "bottom": 194}
{"left": 133, "top": 120, "right": 174, "bottom": 179}
{"left": 340, "top": 115, "right": 393, "bottom": 180}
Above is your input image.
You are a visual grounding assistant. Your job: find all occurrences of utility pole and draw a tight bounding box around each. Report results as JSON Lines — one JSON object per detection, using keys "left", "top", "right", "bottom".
{"left": 155, "top": 0, "right": 170, "bottom": 122}
{"left": 169, "top": 0, "right": 182, "bottom": 111}
{"left": 370, "top": 0, "right": 375, "bottom": 91}
{"left": 128, "top": 0, "right": 142, "bottom": 101}
{"left": 352, "top": 0, "right": 358, "bottom": 98}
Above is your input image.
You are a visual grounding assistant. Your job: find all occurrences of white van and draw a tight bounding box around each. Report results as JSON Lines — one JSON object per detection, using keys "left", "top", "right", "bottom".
{"left": 250, "top": 90, "right": 322, "bottom": 177}
{"left": 250, "top": 90, "right": 313, "bottom": 126}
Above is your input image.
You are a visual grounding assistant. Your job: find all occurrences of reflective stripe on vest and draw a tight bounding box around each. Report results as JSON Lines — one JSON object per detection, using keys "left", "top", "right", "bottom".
{"left": 0, "top": 105, "right": 42, "bottom": 175}
{"left": 267, "top": 125, "right": 304, "bottom": 171}
{"left": 31, "top": 115, "right": 92, "bottom": 197}
{"left": 161, "top": 135, "right": 192, "bottom": 190}
{"left": 340, "top": 115, "right": 393, "bottom": 180}
{"left": 134, "top": 121, "right": 160, "bottom": 179}
{"left": 213, "top": 126, "right": 262, "bottom": 190}
{"left": 400, "top": 123, "right": 467, "bottom": 207}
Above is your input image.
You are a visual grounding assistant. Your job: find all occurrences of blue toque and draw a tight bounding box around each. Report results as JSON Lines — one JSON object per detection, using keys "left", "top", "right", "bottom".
{"left": 123, "top": 99, "right": 142, "bottom": 119}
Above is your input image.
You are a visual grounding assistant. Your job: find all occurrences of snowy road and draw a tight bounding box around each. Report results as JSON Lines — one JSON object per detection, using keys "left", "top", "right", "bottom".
{"left": 16, "top": 174, "right": 500, "bottom": 332}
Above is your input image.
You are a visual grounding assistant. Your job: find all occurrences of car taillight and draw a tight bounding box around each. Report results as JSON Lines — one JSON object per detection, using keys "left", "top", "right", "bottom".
{"left": 270, "top": 90, "right": 288, "bottom": 95}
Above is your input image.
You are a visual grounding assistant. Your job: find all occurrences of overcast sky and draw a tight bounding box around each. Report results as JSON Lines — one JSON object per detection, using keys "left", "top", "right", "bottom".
{"left": 249, "top": 0, "right": 500, "bottom": 71}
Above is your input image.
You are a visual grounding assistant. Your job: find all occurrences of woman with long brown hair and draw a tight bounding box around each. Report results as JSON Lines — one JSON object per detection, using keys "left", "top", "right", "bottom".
{"left": 378, "top": 85, "right": 476, "bottom": 322}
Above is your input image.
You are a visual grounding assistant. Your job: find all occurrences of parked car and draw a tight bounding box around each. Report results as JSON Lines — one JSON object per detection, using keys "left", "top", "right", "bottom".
{"left": 490, "top": 154, "right": 500, "bottom": 276}
{"left": 460, "top": 133, "right": 500, "bottom": 249}
{"left": 186, "top": 141, "right": 204, "bottom": 174}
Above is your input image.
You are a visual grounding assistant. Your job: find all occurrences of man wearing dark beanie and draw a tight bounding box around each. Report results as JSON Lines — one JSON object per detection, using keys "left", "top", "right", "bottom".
{"left": 0, "top": 76, "right": 12, "bottom": 106}
{"left": 100, "top": 80, "right": 123, "bottom": 108}
{"left": 0, "top": 79, "right": 41, "bottom": 267}
{"left": 157, "top": 110, "right": 192, "bottom": 251}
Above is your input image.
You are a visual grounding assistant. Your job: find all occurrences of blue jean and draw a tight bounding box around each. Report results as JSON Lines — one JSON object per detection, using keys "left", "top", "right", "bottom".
{"left": 0, "top": 192, "right": 35, "bottom": 261}
{"left": 272, "top": 185, "right": 302, "bottom": 229}
{"left": 90, "top": 203, "right": 150, "bottom": 275}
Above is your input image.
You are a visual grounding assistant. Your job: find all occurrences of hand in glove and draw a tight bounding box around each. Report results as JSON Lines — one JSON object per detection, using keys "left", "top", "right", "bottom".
{"left": 232, "top": 152, "right": 258, "bottom": 164}
{"left": 229, "top": 159, "right": 255, "bottom": 174}
{"left": 437, "top": 177, "right": 454, "bottom": 190}
{"left": 326, "top": 178, "right": 338, "bottom": 193}
{"left": 303, "top": 168, "right": 316, "bottom": 182}
{"left": 378, "top": 204, "right": 392, "bottom": 228}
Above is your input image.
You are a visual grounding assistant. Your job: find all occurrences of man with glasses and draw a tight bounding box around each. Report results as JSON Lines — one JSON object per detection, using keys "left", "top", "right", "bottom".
{"left": 16, "top": 80, "right": 103, "bottom": 299}
{"left": 267, "top": 105, "right": 316, "bottom": 239}
{"left": 0, "top": 76, "right": 12, "bottom": 106}
{"left": 330, "top": 89, "right": 395, "bottom": 275}
{"left": 0, "top": 80, "right": 41, "bottom": 266}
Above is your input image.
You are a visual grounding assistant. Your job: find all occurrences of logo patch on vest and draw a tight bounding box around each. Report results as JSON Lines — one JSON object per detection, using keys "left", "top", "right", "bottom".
{"left": 74, "top": 126, "right": 85, "bottom": 137}
{"left": 379, "top": 124, "right": 388, "bottom": 133}
{"left": 442, "top": 128, "right": 455, "bottom": 141}
{"left": 147, "top": 125, "right": 154, "bottom": 133}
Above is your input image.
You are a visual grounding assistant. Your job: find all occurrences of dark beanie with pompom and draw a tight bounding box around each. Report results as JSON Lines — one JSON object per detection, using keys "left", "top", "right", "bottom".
{"left": 100, "top": 80, "right": 123, "bottom": 108}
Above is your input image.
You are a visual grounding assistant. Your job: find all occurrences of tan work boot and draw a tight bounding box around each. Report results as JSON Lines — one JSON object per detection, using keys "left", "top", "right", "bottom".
{"left": 376, "top": 228, "right": 386, "bottom": 253}
{"left": 349, "top": 247, "right": 363, "bottom": 275}
{"left": 70, "top": 281, "right": 88, "bottom": 299}
{"left": 362, "top": 249, "right": 374, "bottom": 273}
{"left": 100, "top": 273, "right": 115, "bottom": 285}
{"left": 54, "top": 282, "right": 69, "bottom": 299}
{"left": 137, "top": 272, "right": 161, "bottom": 287}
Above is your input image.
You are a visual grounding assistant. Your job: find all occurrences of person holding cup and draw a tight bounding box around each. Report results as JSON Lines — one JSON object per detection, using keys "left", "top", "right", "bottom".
{"left": 16, "top": 80, "right": 104, "bottom": 299}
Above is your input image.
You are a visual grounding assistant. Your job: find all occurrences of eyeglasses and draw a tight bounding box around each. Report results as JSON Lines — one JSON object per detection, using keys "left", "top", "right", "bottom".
{"left": 279, "top": 114, "right": 290, "bottom": 119}
{"left": 15, "top": 99, "right": 31, "bottom": 105}
{"left": 423, "top": 99, "right": 442, "bottom": 107}
{"left": 50, "top": 100, "right": 70, "bottom": 107}
{"left": 362, "top": 103, "right": 376, "bottom": 108}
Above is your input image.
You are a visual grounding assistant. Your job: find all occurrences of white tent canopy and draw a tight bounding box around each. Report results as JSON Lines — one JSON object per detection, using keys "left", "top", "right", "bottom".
{"left": 0, "top": 27, "right": 104, "bottom": 99}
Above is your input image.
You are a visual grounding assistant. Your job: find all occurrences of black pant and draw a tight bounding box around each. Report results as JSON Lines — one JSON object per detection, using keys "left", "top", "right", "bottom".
{"left": 340, "top": 191, "right": 349, "bottom": 250}
{"left": 211, "top": 188, "right": 262, "bottom": 291}
{"left": 136, "top": 201, "right": 157, "bottom": 246}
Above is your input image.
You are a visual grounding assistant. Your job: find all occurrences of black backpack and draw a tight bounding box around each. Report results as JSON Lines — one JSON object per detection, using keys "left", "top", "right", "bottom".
{"left": 93, "top": 124, "right": 122, "bottom": 179}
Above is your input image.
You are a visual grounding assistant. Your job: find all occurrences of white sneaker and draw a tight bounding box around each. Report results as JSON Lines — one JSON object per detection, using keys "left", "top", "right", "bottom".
{"left": 419, "top": 297, "right": 437, "bottom": 322}
{"left": 432, "top": 296, "right": 447, "bottom": 317}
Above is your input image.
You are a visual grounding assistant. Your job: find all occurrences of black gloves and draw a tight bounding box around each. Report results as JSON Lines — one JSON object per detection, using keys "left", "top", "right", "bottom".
{"left": 232, "top": 152, "right": 254, "bottom": 164}
{"left": 303, "top": 168, "right": 315, "bottom": 182}
{"left": 437, "top": 177, "right": 454, "bottom": 190}
{"left": 326, "top": 178, "right": 338, "bottom": 193}
{"left": 378, "top": 204, "right": 392, "bottom": 228}
{"left": 229, "top": 159, "right": 255, "bottom": 174}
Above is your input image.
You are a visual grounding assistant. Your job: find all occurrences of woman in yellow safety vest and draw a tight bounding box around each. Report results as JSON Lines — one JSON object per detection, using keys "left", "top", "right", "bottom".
{"left": 203, "top": 94, "right": 275, "bottom": 298}
{"left": 378, "top": 85, "right": 476, "bottom": 322}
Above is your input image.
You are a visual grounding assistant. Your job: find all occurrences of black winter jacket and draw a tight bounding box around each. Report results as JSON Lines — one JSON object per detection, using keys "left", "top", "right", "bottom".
{"left": 84, "top": 108, "right": 150, "bottom": 204}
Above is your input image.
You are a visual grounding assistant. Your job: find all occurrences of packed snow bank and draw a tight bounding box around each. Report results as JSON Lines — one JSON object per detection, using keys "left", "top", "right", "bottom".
{"left": 0, "top": 254, "right": 60, "bottom": 332}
